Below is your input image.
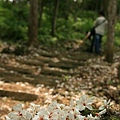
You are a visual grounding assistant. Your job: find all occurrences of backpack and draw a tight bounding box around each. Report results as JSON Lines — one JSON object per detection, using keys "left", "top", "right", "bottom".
{"left": 90, "top": 27, "right": 96, "bottom": 36}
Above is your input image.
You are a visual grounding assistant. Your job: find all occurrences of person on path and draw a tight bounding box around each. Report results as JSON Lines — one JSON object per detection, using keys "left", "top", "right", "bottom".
{"left": 83, "top": 11, "right": 108, "bottom": 55}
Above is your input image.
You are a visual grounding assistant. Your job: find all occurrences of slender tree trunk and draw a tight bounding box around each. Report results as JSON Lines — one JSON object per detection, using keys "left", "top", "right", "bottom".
{"left": 51, "top": 0, "right": 60, "bottom": 36}
{"left": 28, "top": 0, "right": 39, "bottom": 47}
{"left": 6, "top": 0, "right": 9, "bottom": 3}
{"left": 82, "top": 0, "right": 87, "bottom": 10}
{"left": 118, "top": 64, "right": 120, "bottom": 79}
{"left": 13, "top": 0, "right": 16, "bottom": 4}
{"left": 105, "top": 0, "right": 117, "bottom": 63}
{"left": 38, "top": 0, "right": 44, "bottom": 28}
{"left": 103, "top": 0, "right": 108, "bottom": 15}
{"left": 95, "top": 0, "right": 100, "bottom": 11}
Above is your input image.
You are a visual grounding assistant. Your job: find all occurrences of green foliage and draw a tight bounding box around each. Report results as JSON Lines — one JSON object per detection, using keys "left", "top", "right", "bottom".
{"left": 115, "top": 23, "right": 120, "bottom": 47}
{"left": 0, "top": 1, "right": 29, "bottom": 41}
{"left": 0, "top": 1, "right": 120, "bottom": 49}
{"left": 78, "top": 11, "right": 97, "bottom": 19}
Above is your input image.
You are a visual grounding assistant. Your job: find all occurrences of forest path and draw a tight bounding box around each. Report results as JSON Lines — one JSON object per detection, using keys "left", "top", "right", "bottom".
{"left": 0, "top": 44, "right": 120, "bottom": 119}
{"left": 0, "top": 46, "right": 94, "bottom": 101}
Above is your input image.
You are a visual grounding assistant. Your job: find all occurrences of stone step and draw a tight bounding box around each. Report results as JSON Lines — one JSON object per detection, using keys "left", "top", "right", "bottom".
{"left": 0, "top": 63, "right": 32, "bottom": 75}
{"left": 0, "top": 70, "right": 57, "bottom": 86}
{"left": 41, "top": 68, "right": 76, "bottom": 77}
{"left": 17, "top": 56, "right": 83, "bottom": 70}
{"left": 16, "top": 59, "right": 44, "bottom": 66}
{"left": 0, "top": 90, "right": 38, "bottom": 101}
{"left": 36, "top": 50, "right": 59, "bottom": 58}
{"left": 66, "top": 52, "right": 94, "bottom": 61}
{"left": 48, "top": 62, "right": 78, "bottom": 69}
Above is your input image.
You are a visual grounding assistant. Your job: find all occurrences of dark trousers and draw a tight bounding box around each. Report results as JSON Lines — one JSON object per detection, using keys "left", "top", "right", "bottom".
{"left": 90, "top": 34, "right": 102, "bottom": 54}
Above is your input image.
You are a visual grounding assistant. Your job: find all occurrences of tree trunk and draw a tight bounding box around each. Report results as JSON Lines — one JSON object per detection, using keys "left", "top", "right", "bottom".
{"left": 105, "top": 0, "right": 117, "bottom": 63}
{"left": 13, "top": 0, "right": 16, "bottom": 4}
{"left": 6, "top": 0, "right": 9, "bottom": 3}
{"left": 51, "top": 0, "right": 60, "bottom": 36}
{"left": 102, "top": 0, "right": 108, "bottom": 16}
{"left": 38, "top": 0, "right": 44, "bottom": 28}
{"left": 28, "top": 0, "right": 39, "bottom": 47}
{"left": 118, "top": 64, "right": 120, "bottom": 79}
{"left": 81, "top": 0, "right": 87, "bottom": 10}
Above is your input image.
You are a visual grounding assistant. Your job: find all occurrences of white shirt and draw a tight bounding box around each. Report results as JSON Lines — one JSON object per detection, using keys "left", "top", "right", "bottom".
{"left": 94, "top": 16, "right": 108, "bottom": 36}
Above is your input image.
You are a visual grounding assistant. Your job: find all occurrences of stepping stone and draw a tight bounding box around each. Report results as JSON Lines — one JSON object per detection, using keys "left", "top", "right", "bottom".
{"left": 0, "top": 90, "right": 38, "bottom": 101}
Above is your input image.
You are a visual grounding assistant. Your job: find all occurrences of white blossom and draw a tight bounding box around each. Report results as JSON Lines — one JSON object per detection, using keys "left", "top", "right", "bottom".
{"left": 76, "top": 95, "right": 94, "bottom": 111}
{"left": 5, "top": 95, "right": 109, "bottom": 120}
{"left": 99, "top": 99, "right": 111, "bottom": 110}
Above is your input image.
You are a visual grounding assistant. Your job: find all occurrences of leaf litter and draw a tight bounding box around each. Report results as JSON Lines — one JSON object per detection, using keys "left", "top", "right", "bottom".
{"left": 0, "top": 44, "right": 120, "bottom": 119}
